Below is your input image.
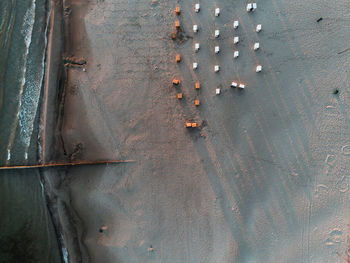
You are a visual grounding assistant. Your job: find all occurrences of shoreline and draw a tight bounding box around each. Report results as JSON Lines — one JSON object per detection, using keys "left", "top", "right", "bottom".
{"left": 39, "top": 0, "right": 92, "bottom": 262}
{"left": 38, "top": 0, "right": 53, "bottom": 165}
{"left": 38, "top": 0, "right": 69, "bottom": 262}
{"left": 38, "top": 0, "right": 74, "bottom": 262}
{"left": 39, "top": 0, "right": 65, "bottom": 165}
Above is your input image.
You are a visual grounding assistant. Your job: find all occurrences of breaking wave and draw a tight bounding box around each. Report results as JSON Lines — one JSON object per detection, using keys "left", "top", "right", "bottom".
{"left": 7, "top": 0, "right": 46, "bottom": 160}
{"left": 17, "top": 0, "right": 39, "bottom": 148}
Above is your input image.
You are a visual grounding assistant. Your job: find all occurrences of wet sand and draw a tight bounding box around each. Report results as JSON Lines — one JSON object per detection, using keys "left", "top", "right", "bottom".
{"left": 45, "top": 0, "right": 350, "bottom": 262}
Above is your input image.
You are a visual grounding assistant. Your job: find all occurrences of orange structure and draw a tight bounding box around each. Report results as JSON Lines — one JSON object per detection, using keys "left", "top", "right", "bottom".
{"left": 185, "top": 122, "right": 197, "bottom": 128}
{"left": 194, "top": 99, "right": 200, "bottom": 106}
{"left": 175, "top": 6, "right": 180, "bottom": 15}
{"left": 195, "top": 82, "right": 200, "bottom": 89}
{"left": 172, "top": 78, "right": 180, "bottom": 85}
{"left": 175, "top": 20, "right": 180, "bottom": 29}
{"left": 175, "top": 54, "right": 181, "bottom": 63}
{"left": 177, "top": 93, "right": 183, "bottom": 99}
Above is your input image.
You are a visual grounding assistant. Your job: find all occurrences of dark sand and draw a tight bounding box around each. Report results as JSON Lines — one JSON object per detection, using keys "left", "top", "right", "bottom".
{"left": 43, "top": 0, "right": 350, "bottom": 262}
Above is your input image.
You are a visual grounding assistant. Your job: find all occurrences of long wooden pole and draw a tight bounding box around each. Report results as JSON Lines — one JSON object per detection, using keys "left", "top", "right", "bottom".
{"left": 0, "top": 160, "right": 134, "bottom": 170}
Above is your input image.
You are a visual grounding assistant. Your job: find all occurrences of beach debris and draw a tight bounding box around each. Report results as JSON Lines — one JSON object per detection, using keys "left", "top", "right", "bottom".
{"left": 172, "top": 23, "right": 191, "bottom": 43}
{"left": 215, "top": 46, "right": 220, "bottom": 53}
{"left": 64, "top": 57, "right": 87, "bottom": 68}
{"left": 69, "top": 142, "right": 83, "bottom": 161}
{"left": 239, "top": 83, "right": 245, "bottom": 89}
{"left": 195, "top": 82, "right": 200, "bottom": 89}
{"left": 333, "top": 88, "right": 339, "bottom": 95}
{"left": 233, "top": 20, "right": 239, "bottom": 29}
{"left": 64, "top": 7, "right": 71, "bottom": 16}
{"left": 317, "top": 17, "right": 323, "bottom": 22}
{"left": 234, "top": 36, "right": 239, "bottom": 44}
{"left": 194, "top": 99, "right": 200, "bottom": 106}
{"left": 175, "top": 54, "right": 181, "bottom": 63}
{"left": 82, "top": 68, "right": 86, "bottom": 72}
{"left": 193, "top": 62, "right": 198, "bottom": 69}
{"left": 175, "top": 6, "right": 180, "bottom": 15}
{"left": 193, "top": 24, "right": 198, "bottom": 33}
{"left": 186, "top": 122, "right": 197, "bottom": 128}
{"left": 172, "top": 78, "right": 180, "bottom": 85}
{"left": 231, "top": 82, "right": 238, "bottom": 88}
{"left": 256, "top": 65, "right": 262, "bottom": 72}
{"left": 171, "top": 28, "right": 190, "bottom": 43}
{"left": 215, "top": 29, "right": 220, "bottom": 38}
{"left": 177, "top": 93, "right": 183, "bottom": 99}
{"left": 214, "top": 65, "right": 220, "bottom": 72}
{"left": 337, "top": 47, "right": 350, "bottom": 55}
{"left": 99, "top": 225, "right": 108, "bottom": 233}
{"left": 195, "top": 43, "right": 200, "bottom": 51}
{"left": 195, "top": 3, "right": 200, "bottom": 12}
{"left": 256, "top": 24, "right": 262, "bottom": 32}
{"left": 148, "top": 245, "right": 154, "bottom": 252}
{"left": 215, "top": 8, "right": 220, "bottom": 16}
{"left": 216, "top": 88, "right": 221, "bottom": 95}
{"left": 253, "top": 42, "right": 260, "bottom": 50}
{"left": 234, "top": 51, "right": 239, "bottom": 58}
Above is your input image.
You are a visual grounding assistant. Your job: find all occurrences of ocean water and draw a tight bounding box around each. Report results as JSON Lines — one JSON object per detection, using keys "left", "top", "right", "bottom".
{"left": 0, "top": 0, "right": 47, "bottom": 163}
{"left": 0, "top": 169, "right": 62, "bottom": 263}
{"left": 0, "top": 0, "right": 62, "bottom": 262}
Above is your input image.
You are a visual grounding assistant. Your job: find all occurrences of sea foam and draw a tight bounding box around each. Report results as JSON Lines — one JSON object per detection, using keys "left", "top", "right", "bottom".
{"left": 7, "top": 0, "right": 46, "bottom": 161}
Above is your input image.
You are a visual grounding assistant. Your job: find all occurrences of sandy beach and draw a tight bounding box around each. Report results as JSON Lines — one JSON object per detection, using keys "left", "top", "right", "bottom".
{"left": 42, "top": 0, "right": 350, "bottom": 262}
